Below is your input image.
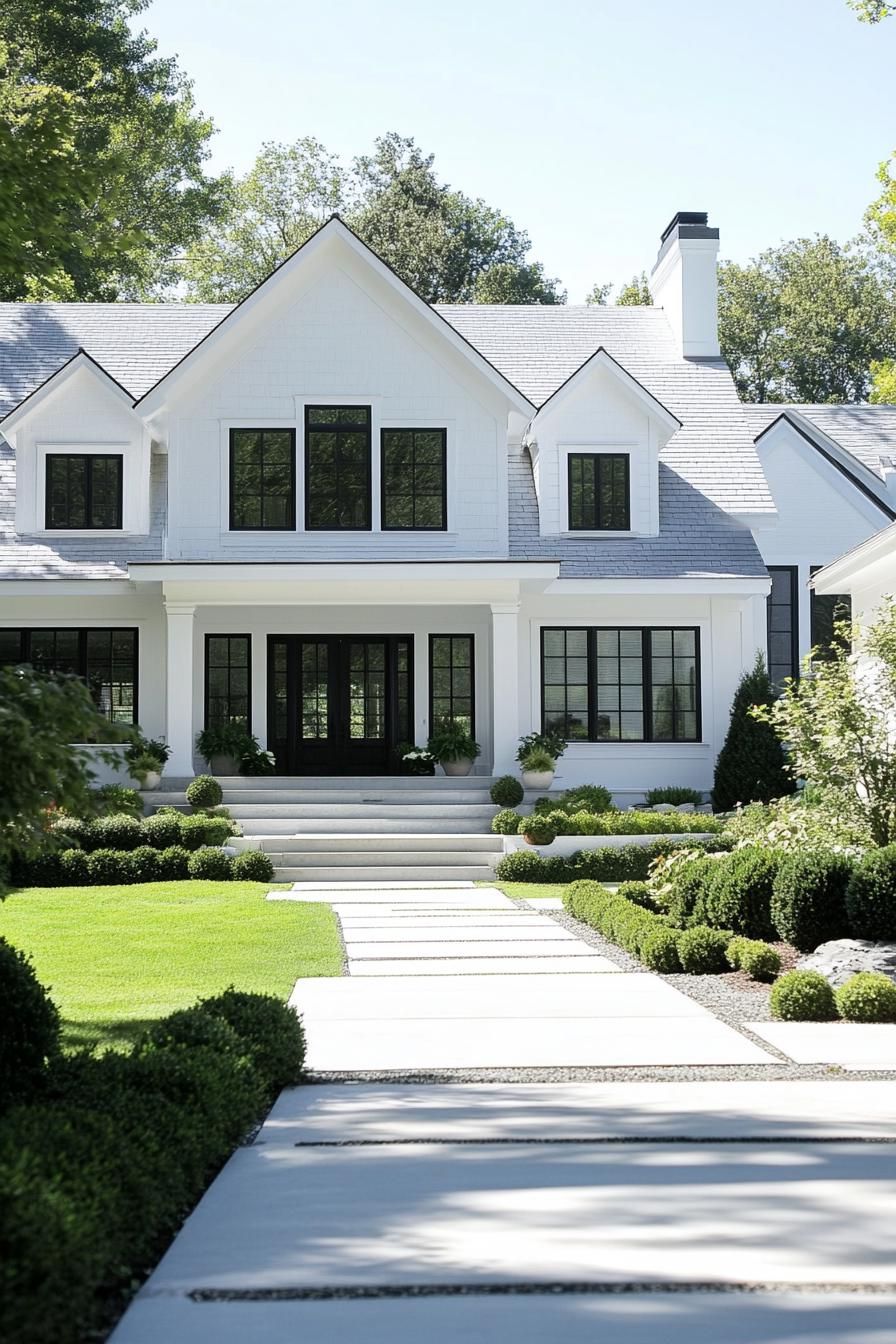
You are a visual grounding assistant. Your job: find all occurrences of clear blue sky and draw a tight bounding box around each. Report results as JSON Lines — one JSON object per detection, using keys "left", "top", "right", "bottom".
{"left": 143, "top": 0, "right": 895, "bottom": 301}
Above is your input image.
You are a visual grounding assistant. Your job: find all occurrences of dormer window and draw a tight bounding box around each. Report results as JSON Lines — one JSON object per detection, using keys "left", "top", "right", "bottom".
{"left": 45, "top": 453, "right": 123, "bottom": 530}
{"left": 567, "top": 453, "right": 630, "bottom": 531}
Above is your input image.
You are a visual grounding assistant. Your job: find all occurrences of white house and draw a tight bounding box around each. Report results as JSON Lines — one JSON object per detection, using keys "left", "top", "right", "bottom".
{"left": 2, "top": 211, "right": 896, "bottom": 799}
{"left": 813, "top": 520, "right": 896, "bottom": 634}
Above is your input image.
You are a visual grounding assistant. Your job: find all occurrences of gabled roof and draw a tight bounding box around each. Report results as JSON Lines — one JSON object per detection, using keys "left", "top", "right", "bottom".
{"left": 532, "top": 345, "right": 681, "bottom": 435}
{"left": 744, "top": 406, "right": 896, "bottom": 521}
{"left": 742, "top": 403, "right": 896, "bottom": 482}
{"left": 0, "top": 347, "right": 134, "bottom": 432}
{"left": 134, "top": 216, "right": 534, "bottom": 417}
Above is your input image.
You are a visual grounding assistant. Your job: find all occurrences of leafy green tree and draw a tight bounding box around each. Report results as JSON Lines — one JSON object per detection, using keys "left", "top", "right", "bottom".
{"left": 719, "top": 237, "right": 896, "bottom": 402}
{"left": 183, "top": 132, "right": 564, "bottom": 305}
{"left": 586, "top": 282, "right": 612, "bottom": 305}
{"left": 848, "top": 1, "right": 894, "bottom": 20}
{"left": 870, "top": 359, "right": 896, "bottom": 401}
{"left": 755, "top": 600, "right": 896, "bottom": 846}
{"left": 0, "top": 0, "right": 221, "bottom": 299}
{"left": 712, "top": 654, "right": 792, "bottom": 812}
{"left": 616, "top": 272, "right": 652, "bottom": 305}
{"left": 0, "top": 667, "right": 123, "bottom": 875}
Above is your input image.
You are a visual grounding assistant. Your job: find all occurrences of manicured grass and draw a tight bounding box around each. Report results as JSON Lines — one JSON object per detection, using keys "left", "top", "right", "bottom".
{"left": 1, "top": 881, "right": 342, "bottom": 1051}
{"left": 486, "top": 881, "right": 568, "bottom": 900}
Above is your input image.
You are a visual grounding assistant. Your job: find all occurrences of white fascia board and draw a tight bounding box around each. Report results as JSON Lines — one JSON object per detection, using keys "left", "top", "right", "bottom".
{"left": 128, "top": 561, "right": 560, "bottom": 584}
{"left": 812, "top": 521, "right": 896, "bottom": 593}
{"left": 545, "top": 576, "right": 771, "bottom": 596}
{"left": 532, "top": 347, "right": 681, "bottom": 436}
{"left": 1, "top": 350, "right": 138, "bottom": 437}
{"left": 757, "top": 412, "right": 895, "bottom": 519}
{"left": 134, "top": 218, "right": 535, "bottom": 419}
{"left": 0, "top": 579, "right": 137, "bottom": 595}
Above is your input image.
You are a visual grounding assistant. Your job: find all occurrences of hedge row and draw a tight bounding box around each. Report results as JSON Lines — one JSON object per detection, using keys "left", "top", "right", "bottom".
{"left": 12, "top": 845, "right": 274, "bottom": 888}
{"left": 771, "top": 969, "right": 896, "bottom": 1022}
{"left": 50, "top": 809, "right": 234, "bottom": 853}
{"left": 562, "top": 879, "right": 779, "bottom": 979}
{"left": 494, "top": 835, "right": 734, "bottom": 885}
{"left": 0, "top": 959, "right": 305, "bottom": 1344}
{"left": 493, "top": 808, "right": 721, "bottom": 838}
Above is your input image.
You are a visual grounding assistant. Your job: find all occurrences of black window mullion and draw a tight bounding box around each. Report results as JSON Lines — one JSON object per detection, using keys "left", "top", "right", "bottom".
{"left": 642, "top": 629, "right": 653, "bottom": 741}
{"left": 568, "top": 453, "right": 630, "bottom": 531}
{"left": 587, "top": 629, "right": 598, "bottom": 743}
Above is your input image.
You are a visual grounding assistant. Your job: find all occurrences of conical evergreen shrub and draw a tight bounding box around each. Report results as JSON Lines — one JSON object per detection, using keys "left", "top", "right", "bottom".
{"left": 712, "top": 653, "right": 792, "bottom": 811}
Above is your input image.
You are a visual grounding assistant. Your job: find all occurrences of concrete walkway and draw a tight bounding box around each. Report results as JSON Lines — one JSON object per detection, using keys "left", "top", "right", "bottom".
{"left": 111, "top": 884, "right": 896, "bottom": 1343}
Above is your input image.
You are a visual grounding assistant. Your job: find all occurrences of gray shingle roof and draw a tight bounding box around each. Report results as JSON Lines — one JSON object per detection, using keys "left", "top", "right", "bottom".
{"left": 741, "top": 403, "right": 896, "bottom": 481}
{"left": 0, "top": 299, "right": 774, "bottom": 581}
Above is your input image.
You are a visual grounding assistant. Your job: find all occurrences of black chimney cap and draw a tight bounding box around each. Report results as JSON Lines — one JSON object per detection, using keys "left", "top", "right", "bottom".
{"left": 660, "top": 212, "right": 710, "bottom": 244}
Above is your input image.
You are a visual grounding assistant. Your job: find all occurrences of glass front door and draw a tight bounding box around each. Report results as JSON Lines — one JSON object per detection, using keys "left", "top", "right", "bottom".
{"left": 267, "top": 635, "right": 412, "bottom": 775}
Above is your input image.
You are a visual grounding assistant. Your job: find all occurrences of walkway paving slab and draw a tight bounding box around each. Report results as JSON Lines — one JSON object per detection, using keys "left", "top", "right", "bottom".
{"left": 349, "top": 955, "right": 620, "bottom": 975}
{"left": 111, "top": 1290, "right": 896, "bottom": 1344}
{"left": 339, "top": 938, "right": 595, "bottom": 959}
{"left": 748, "top": 1023, "right": 896, "bottom": 1068}
{"left": 341, "top": 923, "right": 579, "bottom": 943}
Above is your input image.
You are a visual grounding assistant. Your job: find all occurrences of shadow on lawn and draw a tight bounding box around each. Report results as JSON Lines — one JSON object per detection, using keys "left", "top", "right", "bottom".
{"left": 63, "top": 1017, "right": 160, "bottom": 1053}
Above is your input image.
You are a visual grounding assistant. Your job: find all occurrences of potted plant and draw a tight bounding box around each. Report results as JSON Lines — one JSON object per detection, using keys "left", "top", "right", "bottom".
{"left": 239, "top": 739, "right": 277, "bottom": 776}
{"left": 519, "top": 815, "right": 556, "bottom": 847}
{"left": 124, "top": 734, "right": 171, "bottom": 790}
{"left": 427, "top": 720, "right": 481, "bottom": 777}
{"left": 195, "top": 722, "right": 254, "bottom": 776}
{"left": 516, "top": 730, "right": 566, "bottom": 791}
{"left": 397, "top": 742, "right": 436, "bottom": 776}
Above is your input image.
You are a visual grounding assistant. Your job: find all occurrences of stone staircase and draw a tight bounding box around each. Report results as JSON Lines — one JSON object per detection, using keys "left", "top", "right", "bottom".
{"left": 149, "top": 776, "right": 505, "bottom": 883}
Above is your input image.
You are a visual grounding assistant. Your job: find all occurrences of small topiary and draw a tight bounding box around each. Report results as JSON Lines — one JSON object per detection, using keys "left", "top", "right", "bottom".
{"left": 139, "top": 1007, "right": 247, "bottom": 1057}
{"left": 676, "top": 925, "right": 730, "bottom": 974}
{"left": 187, "top": 847, "right": 233, "bottom": 881}
{"left": 491, "top": 808, "right": 522, "bottom": 835}
{"left": 91, "top": 812, "right": 143, "bottom": 852}
{"left": 739, "top": 940, "right": 782, "bottom": 982}
{"left": 494, "top": 848, "right": 562, "bottom": 882}
{"left": 726, "top": 935, "right": 750, "bottom": 970}
{"left": 179, "top": 813, "right": 233, "bottom": 851}
{"left": 57, "top": 847, "right": 90, "bottom": 885}
{"left": 231, "top": 849, "right": 275, "bottom": 882}
{"left": 141, "top": 811, "right": 183, "bottom": 850}
{"left": 518, "top": 816, "right": 556, "bottom": 846}
{"left": 712, "top": 653, "right": 792, "bottom": 812}
{"left": 556, "top": 784, "right": 614, "bottom": 815}
{"left": 834, "top": 971, "right": 896, "bottom": 1023}
{"left": 616, "top": 881, "right": 655, "bottom": 909}
{"left": 845, "top": 846, "right": 896, "bottom": 941}
{"left": 771, "top": 851, "right": 854, "bottom": 952}
{"left": 186, "top": 775, "right": 224, "bottom": 810}
{"left": 199, "top": 987, "right": 307, "bottom": 1090}
{"left": 0, "top": 938, "right": 61, "bottom": 1108}
{"left": 156, "top": 845, "right": 191, "bottom": 880}
{"left": 698, "top": 846, "right": 780, "bottom": 939}
{"left": 770, "top": 969, "right": 837, "bottom": 1021}
{"left": 129, "top": 845, "right": 161, "bottom": 883}
{"left": 639, "top": 927, "right": 682, "bottom": 972}
{"left": 490, "top": 775, "right": 524, "bottom": 807}
{"left": 86, "top": 848, "right": 131, "bottom": 885}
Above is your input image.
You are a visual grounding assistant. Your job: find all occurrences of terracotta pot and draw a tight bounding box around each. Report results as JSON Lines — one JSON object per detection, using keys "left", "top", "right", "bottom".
{"left": 441, "top": 757, "right": 473, "bottom": 777}
{"left": 521, "top": 769, "right": 554, "bottom": 791}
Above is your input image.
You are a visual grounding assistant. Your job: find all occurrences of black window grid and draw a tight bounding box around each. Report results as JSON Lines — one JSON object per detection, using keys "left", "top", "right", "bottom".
{"left": 45, "top": 454, "right": 123, "bottom": 530}
{"left": 567, "top": 453, "right": 630, "bottom": 531}
{"left": 0, "top": 627, "right": 137, "bottom": 723}
{"left": 429, "top": 634, "right": 475, "bottom": 737}
{"left": 229, "top": 428, "right": 297, "bottom": 531}
{"left": 204, "top": 634, "right": 251, "bottom": 730}
{"left": 304, "top": 405, "right": 372, "bottom": 531}
{"left": 381, "top": 429, "right": 448, "bottom": 531}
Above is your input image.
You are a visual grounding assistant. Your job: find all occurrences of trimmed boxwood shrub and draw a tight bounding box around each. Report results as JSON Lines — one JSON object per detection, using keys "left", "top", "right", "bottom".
{"left": 639, "top": 926, "right": 682, "bottom": 972}
{"left": 86, "top": 848, "right": 131, "bottom": 885}
{"left": 697, "top": 847, "right": 780, "bottom": 939}
{"left": 666, "top": 855, "right": 717, "bottom": 928}
{"left": 140, "top": 1006, "right": 248, "bottom": 1057}
{"left": 155, "top": 845, "right": 191, "bottom": 880}
{"left": 141, "top": 810, "right": 183, "bottom": 850}
{"left": 49, "top": 814, "right": 93, "bottom": 848}
{"left": 91, "top": 813, "right": 143, "bottom": 852}
{"left": 13, "top": 850, "right": 62, "bottom": 887}
{"left": 490, "top": 775, "right": 524, "bottom": 807}
{"left": 739, "top": 940, "right": 781, "bottom": 982}
{"left": 529, "top": 808, "right": 722, "bottom": 837}
{"left": 187, "top": 847, "right": 233, "bottom": 881}
{"left": 179, "top": 813, "right": 233, "bottom": 851}
{"left": 616, "top": 881, "right": 655, "bottom": 909}
{"left": 676, "top": 926, "right": 729, "bottom": 974}
{"left": 771, "top": 851, "right": 854, "bottom": 952}
{"left": 845, "top": 846, "right": 896, "bottom": 941}
{"left": 834, "top": 972, "right": 896, "bottom": 1023}
{"left": 58, "top": 847, "right": 90, "bottom": 884}
{"left": 0, "top": 939, "right": 60, "bottom": 1109}
{"left": 495, "top": 835, "right": 733, "bottom": 886}
{"left": 644, "top": 786, "right": 703, "bottom": 807}
{"left": 770, "top": 969, "right": 837, "bottom": 1021}
{"left": 186, "top": 774, "right": 223, "bottom": 810}
{"left": 231, "top": 849, "right": 275, "bottom": 882}
{"left": 198, "top": 987, "right": 306, "bottom": 1092}
{"left": 130, "top": 845, "right": 161, "bottom": 883}
{"left": 517, "top": 816, "right": 556, "bottom": 845}
{"left": 536, "top": 784, "right": 614, "bottom": 815}
{"left": 491, "top": 808, "right": 522, "bottom": 835}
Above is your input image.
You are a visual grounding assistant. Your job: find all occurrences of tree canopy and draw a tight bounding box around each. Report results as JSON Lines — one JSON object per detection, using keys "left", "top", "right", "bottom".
{"left": 0, "top": 0, "right": 221, "bottom": 300}
{"left": 718, "top": 237, "right": 896, "bottom": 402}
{"left": 181, "top": 133, "right": 564, "bottom": 305}
{"left": 848, "top": 0, "right": 895, "bottom": 20}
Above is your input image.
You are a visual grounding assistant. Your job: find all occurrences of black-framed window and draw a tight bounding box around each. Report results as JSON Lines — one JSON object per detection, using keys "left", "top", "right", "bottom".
{"left": 810, "top": 567, "right": 852, "bottom": 663}
{"left": 229, "top": 429, "right": 296, "bottom": 531}
{"left": 567, "top": 453, "right": 630, "bottom": 531}
{"left": 205, "top": 635, "right": 251, "bottom": 729}
{"left": 45, "top": 454, "right": 123, "bottom": 529}
{"left": 0, "top": 627, "right": 137, "bottom": 723}
{"left": 305, "top": 405, "right": 371, "bottom": 530}
{"left": 381, "top": 429, "right": 447, "bottom": 530}
{"left": 541, "top": 626, "right": 700, "bottom": 743}
{"left": 429, "top": 634, "right": 474, "bottom": 735}
{"left": 767, "top": 566, "right": 798, "bottom": 690}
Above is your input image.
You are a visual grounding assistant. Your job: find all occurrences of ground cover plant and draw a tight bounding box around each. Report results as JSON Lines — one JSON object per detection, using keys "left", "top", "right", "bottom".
{"left": 494, "top": 835, "right": 733, "bottom": 885}
{"left": 0, "top": 881, "right": 341, "bottom": 1051}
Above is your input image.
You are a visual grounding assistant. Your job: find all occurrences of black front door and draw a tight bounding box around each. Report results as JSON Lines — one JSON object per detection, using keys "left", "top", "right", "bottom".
{"left": 267, "top": 635, "right": 412, "bottom": 775}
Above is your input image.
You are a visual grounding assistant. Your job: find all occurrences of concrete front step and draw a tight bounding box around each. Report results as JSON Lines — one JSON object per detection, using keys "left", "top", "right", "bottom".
{"left": 237, "top": 816, "right": 500, "bottom": 835}
{"left": 226, "top": 802, "right": 498, "bottom": 820}
{"left": 250, "top": 833, "right": 502, "bottom": 854}
{"left": 266, "top": 849, "right": 500, "bottom": 869}
{"left": 280, "top": 864, "right": 497, "bottom": 883}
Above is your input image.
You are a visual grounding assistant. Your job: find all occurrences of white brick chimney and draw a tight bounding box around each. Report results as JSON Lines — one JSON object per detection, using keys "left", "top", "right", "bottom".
{"left": 649, "top": 212, "right": 720, "bottom": 358}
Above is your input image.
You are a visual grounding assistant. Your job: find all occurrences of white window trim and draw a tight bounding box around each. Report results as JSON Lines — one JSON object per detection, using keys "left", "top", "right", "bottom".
{"left": 27, "top": 441, "right": 147, "bottom": 537}
{"left": 559, "top": 442, "right": 636, "bottom": 536}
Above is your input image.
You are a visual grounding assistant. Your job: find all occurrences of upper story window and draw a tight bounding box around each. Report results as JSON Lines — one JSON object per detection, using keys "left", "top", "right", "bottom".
{"left": 567, "top": 453, "right": 630, "bottom": 531}
{"left": 381, "top": 429, "right": 447, "bottom": 530}
{"left": 45, "top": 454, "right": 123, "bottom": 530}
{"left": 229, "top": 429, "right": 296, "bottom": 531}
{"left": 305, "top": 406, "right": 371, "bottom": 531}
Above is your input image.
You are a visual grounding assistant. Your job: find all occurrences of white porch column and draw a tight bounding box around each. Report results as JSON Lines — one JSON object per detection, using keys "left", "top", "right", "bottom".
{"left": 165, "top": 602, "right": 196, "bottom": 777}
{"left": 490, "top": 601, "right": 520, "bottom": 776}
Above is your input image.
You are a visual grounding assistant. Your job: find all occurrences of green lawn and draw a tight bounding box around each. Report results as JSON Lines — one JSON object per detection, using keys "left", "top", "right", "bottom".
{"left": 486, "top": 882, "right": 568, "bottom": 900}
{"left": 1, "top": 881, "right": 343, "bottom": 1051}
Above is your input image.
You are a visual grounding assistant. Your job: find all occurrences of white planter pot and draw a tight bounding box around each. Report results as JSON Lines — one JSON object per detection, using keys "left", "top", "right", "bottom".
{"left": 140, "top": 770, "right": 161, "bottom": 791}
{"left": 521, "top": 769, "right": 555, "bottom": 791}
{"left": 209, "top": 754, "right": 239, "bottom": 776}
{"left": 441, "top": 758, "right": 473, "bottom": 777}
